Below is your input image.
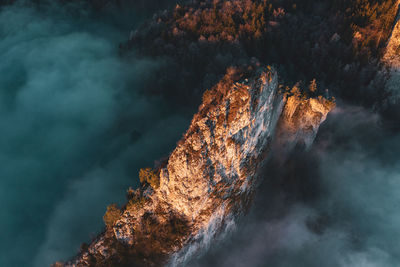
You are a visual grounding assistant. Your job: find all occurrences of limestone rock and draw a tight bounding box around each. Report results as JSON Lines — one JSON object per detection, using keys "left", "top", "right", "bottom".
{"left": 60, "top": 67, "right": 334, "bottom": 267}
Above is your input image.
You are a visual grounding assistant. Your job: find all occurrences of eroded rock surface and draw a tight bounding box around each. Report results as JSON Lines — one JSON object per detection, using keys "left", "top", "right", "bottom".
{"left": 59, "top": 67, "right": 334, "bottom": 267}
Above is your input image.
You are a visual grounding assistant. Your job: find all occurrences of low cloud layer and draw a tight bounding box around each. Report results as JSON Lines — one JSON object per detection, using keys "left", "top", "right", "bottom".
{"left": 190, "top": 105, "right": 400, "bottom": 267}
{"left": 2, "top": 1, "right": 400, "bottom": 267}
{"left": 0, "top": 2, "right": 189, "bottom": 266}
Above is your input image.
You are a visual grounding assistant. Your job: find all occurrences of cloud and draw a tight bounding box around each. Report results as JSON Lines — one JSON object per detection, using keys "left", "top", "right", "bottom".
{"left": 0, "top": 2, "right": 189, "bottom": 266}
{"left": 190, "top": 105, "right": 400, "bottom": 267}
{"left": 33, "top": 115, "right": 188, "bottom": 266}
{"left": 2, "top": 1, "right": 400, "bottom": 267}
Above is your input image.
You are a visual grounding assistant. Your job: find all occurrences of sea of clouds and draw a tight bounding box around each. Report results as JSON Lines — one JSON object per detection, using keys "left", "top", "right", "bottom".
{"left": 0, "top": 1, "right": 189, "bottom": 266}
{"left": 1, "top": 1, "right": 400, "bottom": 267}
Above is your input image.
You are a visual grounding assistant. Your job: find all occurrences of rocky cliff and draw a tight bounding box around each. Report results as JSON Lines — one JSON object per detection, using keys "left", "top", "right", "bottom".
{"left": 57, "top": 67, "right": 333, "bottom": 267}
{"left": 384, "top": 0, "right": 400, "bottom": 101}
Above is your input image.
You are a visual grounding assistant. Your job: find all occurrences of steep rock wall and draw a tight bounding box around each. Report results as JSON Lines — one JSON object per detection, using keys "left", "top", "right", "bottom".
{"left": 58, "top": 67, "right": 334, "bottom": 267}
{"left": 383, "top": 0, "right": 400, "bottom": 101}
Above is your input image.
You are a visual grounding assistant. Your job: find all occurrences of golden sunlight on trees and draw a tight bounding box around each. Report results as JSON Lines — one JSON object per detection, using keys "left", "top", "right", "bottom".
{"left": 139, "top": 168, "right": 160, "bottom": 189}
{"left": 309, "top": 79, "right": 317, "bottom": 93}
{"left": 341, "top": 0, "right": 398, "bottom": 57}
{"left": 171, "top": 0, "right": 271, "bottom": 42}
{"left": 103, "top": 204, "right": 121, "bottom": 228}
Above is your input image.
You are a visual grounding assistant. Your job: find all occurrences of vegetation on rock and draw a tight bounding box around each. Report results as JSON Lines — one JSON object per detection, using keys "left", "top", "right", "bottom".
{"left": 103, "top": 204, "right": 121, "bottom": 228}
{"left": 139, "top": 167, "right": 160, "bottom": 189}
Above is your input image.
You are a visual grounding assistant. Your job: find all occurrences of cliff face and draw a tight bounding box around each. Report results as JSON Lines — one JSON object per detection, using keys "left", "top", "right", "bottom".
{"left": 60, "top": 67, "right": 333, "bottom": 267}
{"left": 383, "top": 0, "right": 400, "bottom": 101}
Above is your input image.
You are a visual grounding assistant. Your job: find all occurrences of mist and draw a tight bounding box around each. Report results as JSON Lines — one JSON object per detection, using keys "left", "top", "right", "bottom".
{"left": 2, "top": 1, "right": 400, "bottom": 267}
{"left": 190, "top": 104, "right": 400, "bottom": 267}
{"left": 0, "top": 1, "right": 189, "bottom": 266}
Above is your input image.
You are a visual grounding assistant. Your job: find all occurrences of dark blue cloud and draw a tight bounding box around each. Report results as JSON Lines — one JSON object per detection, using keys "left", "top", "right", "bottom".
{"left": 0, "top": 2, "right": 189, "bottom": 266}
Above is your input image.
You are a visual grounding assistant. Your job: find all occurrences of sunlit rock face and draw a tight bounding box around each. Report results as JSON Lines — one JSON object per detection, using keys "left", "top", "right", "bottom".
{"left": 383, "top": 0, "right": 400, "bottom": 101}
{"left": 59, "top": 67, "right": 333, "bottom": 267}
{"left": 274, "top": 95, "right": 334, "bottom": 154}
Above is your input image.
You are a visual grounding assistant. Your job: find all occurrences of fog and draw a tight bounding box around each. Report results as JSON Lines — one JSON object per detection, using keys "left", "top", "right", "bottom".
{"left": 0, "top": 1, "right": 189, "bottom": 266}
{"left": 1, "top": 1, "right": 400, "bottom": 267}
{"left": 190, "top": 104, "right": 400, "bottom": 267}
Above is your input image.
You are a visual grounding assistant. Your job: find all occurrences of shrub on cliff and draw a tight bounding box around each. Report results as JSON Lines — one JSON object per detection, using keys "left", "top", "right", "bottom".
{"left": 103, "top": 204, "right": 121, "bottom": 228}
{"left": 139, "top": 167, "right": 160, "bottom": 189}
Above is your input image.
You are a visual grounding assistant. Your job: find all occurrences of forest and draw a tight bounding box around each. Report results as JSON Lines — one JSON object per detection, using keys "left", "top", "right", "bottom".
{"left": 123, "top": 0, "right": 398, "bottom": 125}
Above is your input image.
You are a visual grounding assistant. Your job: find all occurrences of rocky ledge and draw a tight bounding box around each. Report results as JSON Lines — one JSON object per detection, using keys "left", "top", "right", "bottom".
{"left": 56, "top": 67, "right": 334, "bottom": 267}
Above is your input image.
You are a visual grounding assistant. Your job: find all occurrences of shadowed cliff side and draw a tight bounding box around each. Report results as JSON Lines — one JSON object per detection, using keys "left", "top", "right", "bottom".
{"left": 381, "top": 0, "right": 400, "bottom": 130}
{"left": 55, "top": 67, "right": 334, "bottom": 267}
{"left": 383, "top": 0, "right": 400, "bottom": 101}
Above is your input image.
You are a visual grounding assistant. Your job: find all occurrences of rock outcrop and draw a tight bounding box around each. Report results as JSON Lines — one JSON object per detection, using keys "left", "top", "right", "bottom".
{"left": 59, "top": 67, "right": 334, "bottom": 267}
{"left": 383, "top": 0, "right": 400, "bottom": 101}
